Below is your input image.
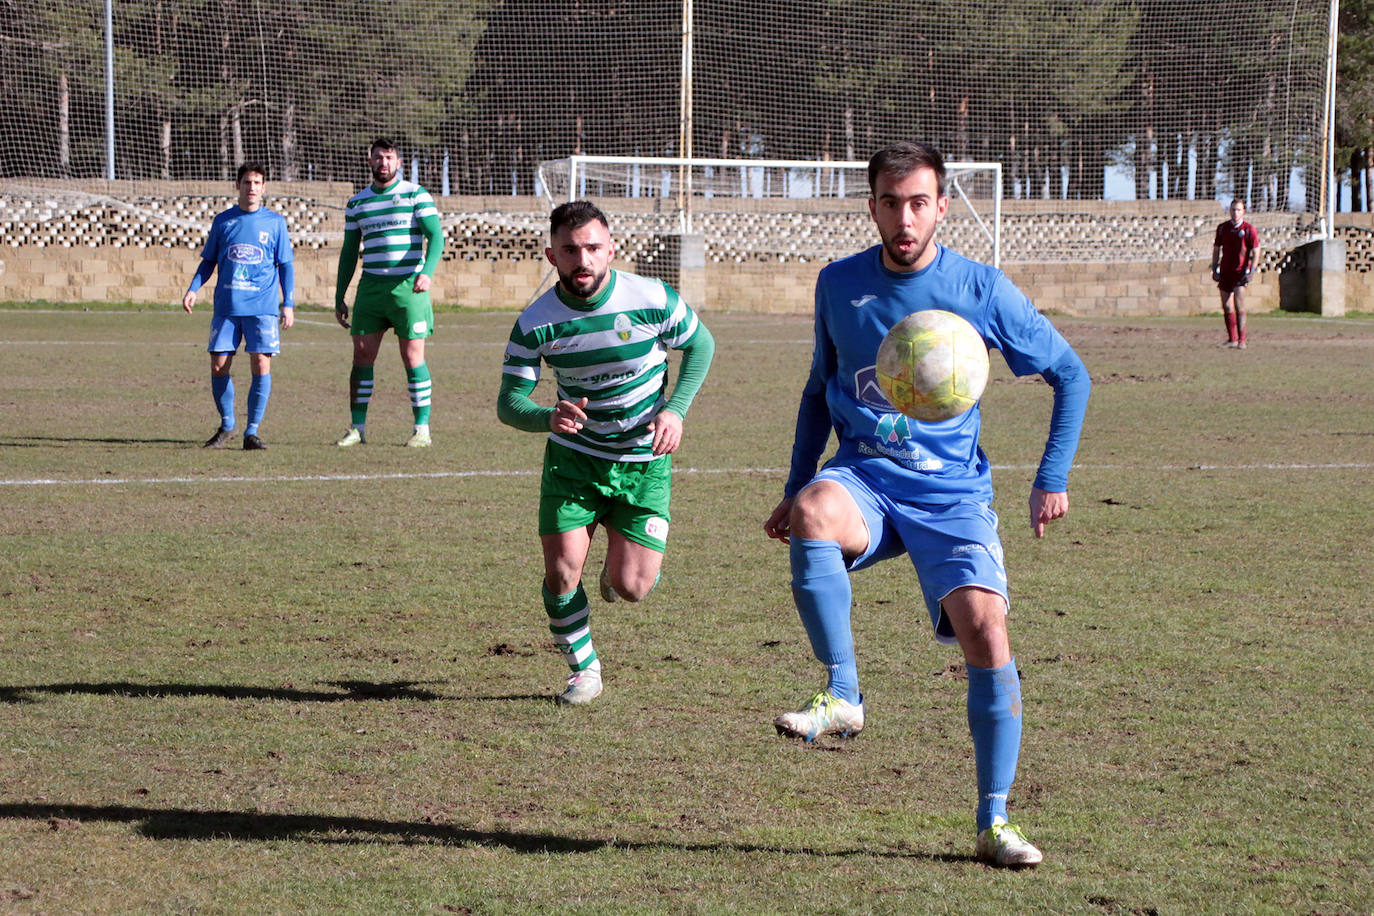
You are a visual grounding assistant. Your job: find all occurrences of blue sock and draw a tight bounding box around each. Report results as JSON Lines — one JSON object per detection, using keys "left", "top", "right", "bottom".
{"left": 211, "top": 375, "right": 234, "bottom": 431}
{"left": 790, "top": 537, "right": 860, "bottom": 704}
{"left": 245, "top": 372, "right": 271, "bottom": 437}
{"left": 967, "top": 659, "right": 1023, "bottom": 832}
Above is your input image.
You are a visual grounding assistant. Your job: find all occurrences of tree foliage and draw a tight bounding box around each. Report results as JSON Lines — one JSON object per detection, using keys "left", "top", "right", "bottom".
{"left": 0, "top": 0, "right": 1337, "bottom": 206}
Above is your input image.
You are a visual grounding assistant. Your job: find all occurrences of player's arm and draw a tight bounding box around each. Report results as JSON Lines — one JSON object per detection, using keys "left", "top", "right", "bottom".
{"left": 989, "top": 278, "right": 1091, "bottom": 536}
{"left": 767, "top": 293, "right": 836, "bottom": 541}
{"left": 278, "top": 260, "right": 296, "bottom": 330}
{"left": 497, "top": 369, "right": 556, "bottom": 433}
{"left": 1210, "top": 238, "right": 1222, "bottom": 280}
{"left": 183, "top": 258, "right": 216, "bottom": 313}
{"left": 1244, "top": 228, "right": 1259, "bottom": 278}
{"left": 334, "top": 226, "right": 361, "bottom": 327}
{"left": 413, "top": 211, "right": 443, "bottom": 293}
{"left": 1026, "top": 347, "right": 1089, "bottom": 536}
{"left": 652, "top": 323, "right": 716, "bottom": 454}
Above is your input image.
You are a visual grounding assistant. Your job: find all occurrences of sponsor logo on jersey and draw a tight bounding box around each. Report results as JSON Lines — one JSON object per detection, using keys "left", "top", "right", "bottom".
{"left": 227, "top": 243, "right": 264, "bottom": 265}
{"left": 613, "top": 312, "right": 633, "bottom": 342}
{"left": 850, "top": 294, "right": 877, "bottom": 308}
{"left": 875, "top": 411, "right": 910, "bottom": 443}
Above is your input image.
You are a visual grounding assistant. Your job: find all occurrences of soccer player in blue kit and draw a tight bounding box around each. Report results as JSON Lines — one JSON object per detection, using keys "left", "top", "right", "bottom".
{"left": 763, "top": 142, "right": 1090, "bottom": 867}
{"left": 183, "top": 162, "right": 295, "bottom": 450}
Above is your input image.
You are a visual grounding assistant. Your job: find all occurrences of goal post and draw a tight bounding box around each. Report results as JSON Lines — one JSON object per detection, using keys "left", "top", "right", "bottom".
{"left": 536, "top": 156, "right": 1003, "bottom": 268}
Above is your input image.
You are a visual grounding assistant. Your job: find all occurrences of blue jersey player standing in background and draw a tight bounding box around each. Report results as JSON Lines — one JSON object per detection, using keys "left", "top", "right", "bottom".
{"left": 763, "top": 142, "right": 1090, "bottom": 867}
{"left": 183, "top": 162, "right": 295, "bottom": 450}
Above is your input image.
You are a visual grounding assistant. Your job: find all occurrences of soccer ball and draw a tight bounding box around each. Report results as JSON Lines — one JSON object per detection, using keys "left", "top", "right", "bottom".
{"left": 875, "top": 309, "right": 989, "bottom": 421}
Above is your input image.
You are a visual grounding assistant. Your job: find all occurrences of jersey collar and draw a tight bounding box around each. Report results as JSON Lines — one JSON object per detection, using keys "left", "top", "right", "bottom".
{"left": 555, "top": 269, "right": 618, "bottom": 311}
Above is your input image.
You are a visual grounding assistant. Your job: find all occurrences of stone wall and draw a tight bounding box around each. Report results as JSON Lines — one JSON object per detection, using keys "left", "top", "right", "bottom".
{"left": 2, "top": 182, "right": 1369, "bottom": 315}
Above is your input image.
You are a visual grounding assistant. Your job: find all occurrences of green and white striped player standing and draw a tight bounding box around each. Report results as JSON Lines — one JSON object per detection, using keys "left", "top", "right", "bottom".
{"left": 333, "top": 137, "right": 443, "bottom": 448}
{"left": 499, "top": 201, "right": 715, "bottom": 706}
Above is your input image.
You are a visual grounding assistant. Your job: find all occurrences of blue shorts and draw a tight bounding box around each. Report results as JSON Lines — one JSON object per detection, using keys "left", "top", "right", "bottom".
{"left": 208, "top": 314, "right": 281, "bottom": 355}
{"left": 812, "top": 464, "right": 1009, "bottom": 645}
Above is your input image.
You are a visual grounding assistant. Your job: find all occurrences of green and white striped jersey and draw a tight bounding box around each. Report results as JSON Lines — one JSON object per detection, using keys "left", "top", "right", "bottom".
{"left": 503, "top": 270, "right": 704, "bottom": 462}
{"left": 343, "top": 178, "right": 438, "bottom": 277}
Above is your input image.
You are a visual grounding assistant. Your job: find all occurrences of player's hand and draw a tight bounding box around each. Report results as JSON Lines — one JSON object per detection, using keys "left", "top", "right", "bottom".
{"left": 412, "top": 273, "right": 432, "bottom": 294}
{"left": 182, "top": 290, "right": 196, "bottom": 314}
{"left": 334, "top": 302, "right": 350, "bottom": 329}
{"left": 551, "top": 397, "right": 589, "bottom": 434}
{"left": 1211, "top": 266, "right": 1221, "bottom": 282}
{"left": 1029, "top": 487, "right": 1068, "bottom": 538}
{"left": 764, "top": 497, "right": 795, "bottom": 543}
{"left": 648, "top": 409, "right": 683, "bottom": 455}
{"left": 280, "top": 306, "right": 295, "bottom": 330}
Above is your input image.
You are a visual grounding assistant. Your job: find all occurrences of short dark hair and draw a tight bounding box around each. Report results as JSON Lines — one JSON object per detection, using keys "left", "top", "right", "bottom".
{"left": 867, "top": 142, "right": 947, "bottom": 196}
{"left": 550, "top": 200, "right": 609, "bottom": 237}
{"left": 370, "top": 137, "right": 399, "bottom": 155}
{"left": 236, "top": 162, "right": 267, "bottom": 182}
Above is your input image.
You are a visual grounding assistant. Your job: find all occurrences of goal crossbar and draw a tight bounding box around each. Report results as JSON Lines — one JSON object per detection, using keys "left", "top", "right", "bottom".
{"left": 537, "top": 155, "right": 1003, "bottom": 267}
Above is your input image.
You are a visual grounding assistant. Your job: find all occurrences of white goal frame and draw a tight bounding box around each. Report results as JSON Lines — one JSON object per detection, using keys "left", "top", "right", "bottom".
{"left": 536, "top": 155, "right": 1003, "bottom": 267}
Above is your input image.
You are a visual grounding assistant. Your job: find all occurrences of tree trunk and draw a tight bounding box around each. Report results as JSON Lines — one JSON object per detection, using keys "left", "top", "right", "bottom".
{"left": 281, "top": 101, "right": 297, "bottom": 181}
{"left": 159, "top": 119, "right": 171, "bottom": 180}
{"left": 58, "top": 69, "right": 71, "bottom": 177}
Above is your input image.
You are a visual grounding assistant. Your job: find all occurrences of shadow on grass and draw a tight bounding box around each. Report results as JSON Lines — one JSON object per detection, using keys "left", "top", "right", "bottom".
{"left": 0, "top": 436, "right": 189, "bottom": 446}
{"left": 0, "top": 680, "right": 446, "bottom": 704}
{"left": 0, "top": 801, "right": 967, "bottom": 861}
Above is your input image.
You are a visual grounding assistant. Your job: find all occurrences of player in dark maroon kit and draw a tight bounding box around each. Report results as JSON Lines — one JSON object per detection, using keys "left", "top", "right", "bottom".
{"left": 1210, "top": 199, "right": 1260, "bottom": 349}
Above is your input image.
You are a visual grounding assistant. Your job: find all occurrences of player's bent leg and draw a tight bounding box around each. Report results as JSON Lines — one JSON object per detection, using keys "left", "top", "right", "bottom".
{"left": 790, "top": 479, "right": 869, "bottom": 551}
{"left": 775, "top": 477, "right": 874, "bottom": 740}
{"left": 600, "top": 531, "right": 663, "bottom": 603}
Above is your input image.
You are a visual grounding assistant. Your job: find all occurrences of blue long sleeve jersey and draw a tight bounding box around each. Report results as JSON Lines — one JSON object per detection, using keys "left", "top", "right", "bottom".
{"left": 189, "top": 206, "right": 295, "bottom": 317}
{"left": 785, "top": 244, "right": 1090, "bottom": 503}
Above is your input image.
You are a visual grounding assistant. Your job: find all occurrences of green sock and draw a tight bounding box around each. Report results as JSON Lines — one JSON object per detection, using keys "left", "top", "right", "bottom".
{"left": 407, "top": 362, "right": 432, "bottom": 426}
{"left": 543, "top": 584, "right": 596, "bottom": 672}
{"left": 349, "top": 365, "right": 374, "bottom": 427}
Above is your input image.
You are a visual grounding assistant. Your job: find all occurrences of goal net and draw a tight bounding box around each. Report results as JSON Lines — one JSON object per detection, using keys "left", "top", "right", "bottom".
{"left": 536, "top": 156, "right": 1003, "bottom": 267}
{"left": 0, "top": 0, "right": 1333, "bottom": 270}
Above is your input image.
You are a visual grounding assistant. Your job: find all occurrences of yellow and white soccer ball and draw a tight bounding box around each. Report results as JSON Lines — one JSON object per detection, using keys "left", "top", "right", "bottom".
{"left": 875, "top": 309, "right": 990, "bottom": 422}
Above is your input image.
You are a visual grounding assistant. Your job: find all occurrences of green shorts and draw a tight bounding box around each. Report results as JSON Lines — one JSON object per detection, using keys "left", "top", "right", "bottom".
{"left": 538, "top": 440, "right": 672, "bottom": 552}
{"left": 351, "top": 272, "right": 434, "bottom": 339}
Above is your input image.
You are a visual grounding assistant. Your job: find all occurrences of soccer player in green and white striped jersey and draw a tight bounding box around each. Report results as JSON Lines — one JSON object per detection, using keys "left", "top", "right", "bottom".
{"left": 498, "top": 201, "right": 715, "bottom": 705}
{"left": 333, "top": 138, "right": 443, "bottom": 448}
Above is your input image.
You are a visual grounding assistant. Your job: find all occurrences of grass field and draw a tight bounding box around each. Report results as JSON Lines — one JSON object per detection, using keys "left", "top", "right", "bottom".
{"left": 2, "top": 304, "right": 1372, "bottom": 914}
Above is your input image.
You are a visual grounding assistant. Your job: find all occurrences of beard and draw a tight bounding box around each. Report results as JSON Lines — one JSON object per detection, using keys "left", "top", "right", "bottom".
{"left": 372, "top": 163, "right": 397, "bottom": 185}
{"left": 881, "top": 229, "right": 930, "bottom": 269}
{"left": 558, "top": 264, "right": 607, "bottom": 298}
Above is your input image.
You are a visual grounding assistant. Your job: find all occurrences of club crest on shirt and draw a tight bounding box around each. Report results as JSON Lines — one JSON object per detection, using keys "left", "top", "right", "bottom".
{"left": 613, "top": 313, "right": 633, "bottom": 342}
{"left": 259, "top": 230, "right": 272, "bottom": 245}
{"left": 854, "top": 365, "right": 896, "bottom": 412}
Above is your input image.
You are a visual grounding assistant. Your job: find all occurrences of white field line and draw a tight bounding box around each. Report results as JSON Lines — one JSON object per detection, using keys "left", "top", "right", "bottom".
{"left": 3, "top": 463, "right": 1372, "bottom": 488}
